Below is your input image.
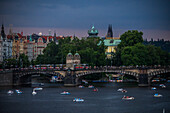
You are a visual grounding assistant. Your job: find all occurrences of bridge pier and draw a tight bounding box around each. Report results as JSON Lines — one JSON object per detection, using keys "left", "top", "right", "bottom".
{"left": 64, "top": 69, "right": 76, "bottom": 86}
{"left": 138, "top": 74, "right": 149, "bottom": 86}
{"left": 138, "top": 68, "right": 149, "bottom": 86}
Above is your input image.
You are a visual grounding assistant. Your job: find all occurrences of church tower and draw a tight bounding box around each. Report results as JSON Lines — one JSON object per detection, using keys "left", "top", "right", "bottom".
{"left": 66, "top": 52, "right": 74, "bottom": 68}
{"left": 88, "top": 25, "right": 98, "bottom": 38}
{"left": 106, "top": 24, "right": 113, "bottom": 38}
{"left": 73, "top": 52, "right": 81, "bottom": 65}
{"left": 1, "top": 24, "right": 6, "bottom": 41}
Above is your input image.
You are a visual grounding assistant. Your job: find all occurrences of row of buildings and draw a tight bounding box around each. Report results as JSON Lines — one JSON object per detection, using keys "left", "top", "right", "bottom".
{"left": 0, "top": 24, "right": 72, "bottom": 63}
{"left": 0, "top": 24, "right": 121, "bottom": 64}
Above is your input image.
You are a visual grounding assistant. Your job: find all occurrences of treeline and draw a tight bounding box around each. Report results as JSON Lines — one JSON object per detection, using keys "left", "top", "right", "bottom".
{"left": 35, "top": 37, "right": 106, "bottom": 67}
{"left": 143, "top": 39, "right": 170, "bottom": 53}
{"left": 116, "top": 30, "right": 170, "bottom": 66}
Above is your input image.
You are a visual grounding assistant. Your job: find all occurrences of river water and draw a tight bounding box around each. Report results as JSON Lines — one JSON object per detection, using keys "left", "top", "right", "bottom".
{"left": 0, "top": 82, "right": 169, "bottom": 113}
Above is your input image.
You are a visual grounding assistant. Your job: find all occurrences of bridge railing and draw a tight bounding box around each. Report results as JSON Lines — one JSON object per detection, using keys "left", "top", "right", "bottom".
{"left": 1, "top": 65, "right": 170, "bottom": 72}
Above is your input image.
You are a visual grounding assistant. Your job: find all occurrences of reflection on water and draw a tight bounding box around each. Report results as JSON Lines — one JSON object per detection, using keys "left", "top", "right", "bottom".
{"left": 0, "top": 82, "right": 170, "bottom": 113}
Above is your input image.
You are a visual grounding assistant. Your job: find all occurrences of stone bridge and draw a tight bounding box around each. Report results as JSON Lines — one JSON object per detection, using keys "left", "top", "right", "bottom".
{"left": 0, "top": 67, "right": 170, "bottom": 86}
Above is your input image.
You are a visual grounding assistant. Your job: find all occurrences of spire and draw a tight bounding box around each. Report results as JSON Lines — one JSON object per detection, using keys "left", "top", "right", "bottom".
{"left": 107, "top": 24, "right": 113, "bottom": 37}
{"left": 54, "top": 31, "right": 57, "bottom": 42}
{"left": 1, "top": 24, "right": 6, "bottom": 40}
{"left": 73, "top": 33, "right": 76, "bottom": 38}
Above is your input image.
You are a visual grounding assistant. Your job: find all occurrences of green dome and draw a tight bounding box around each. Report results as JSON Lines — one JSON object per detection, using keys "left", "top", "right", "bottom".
{"left": 75, "top": 53, "right": 79, "bottom": 56}
{"left": 67, "top": 53, "right": 73, "bottom": 56}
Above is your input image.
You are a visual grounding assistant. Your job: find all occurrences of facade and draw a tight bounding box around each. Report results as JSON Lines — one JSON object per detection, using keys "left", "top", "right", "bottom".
{"left": 27, "top": 35, "right": 34, "bottom": 61}
{"left": 33, "top": 37, "right": 47, "bottom": 59}
{"left": 12, "top": 34, "right": 20, "bottom": 59}
{"left": 88, "top": 25, "right": 98, "bottom": 38}
{"left": 73, "top": 52, "right": 81, "bottom": 64}
{"left": 1, "top": 24, "right": 13, "bottom": 61}
{"left": 101, "top": 24, "right": 121, "bottom": 58}
{"left": 66, "top": 52, "right": 81, "bottom": 69}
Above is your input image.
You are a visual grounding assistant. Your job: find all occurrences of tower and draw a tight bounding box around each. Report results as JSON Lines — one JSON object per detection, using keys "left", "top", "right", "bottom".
{"left": 1, "top": 24, "right": 6, "bottom": 41}
{"left": 88, "top": 25, "right": 98, "bottom": 38}
{"left": 106, "top": 24, "right": 113, "bottom": 38}
{"left": 66, "top": 52, "right": 74, "bottom": 68}
{"left": 73, "top": 52, "right": 80, "bottom": 64}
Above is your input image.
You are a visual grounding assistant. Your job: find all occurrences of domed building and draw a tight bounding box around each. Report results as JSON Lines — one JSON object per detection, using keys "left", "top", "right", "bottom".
{"left": 66, "top": 52, "right": 74, "bottom": 68}
{"left": 88, "top": 25, "right": 98, "bottom": 38}
{"left": 66, "top": 52, "right": 81, "bottom": 69}
{"left": 73, "top": 52, "right": 81, "bottom": 64}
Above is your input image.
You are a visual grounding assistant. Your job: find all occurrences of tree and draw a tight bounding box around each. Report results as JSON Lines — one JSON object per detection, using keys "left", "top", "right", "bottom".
{"left": 19, "top": 54, "right": 30, "bottom": 67}
{"left": 121, "top": 43, "right": 170, "bottom": 66}
{"left": 5, "top": 58, "right": 17, "bottom": 68}
{"left": 118, "top": 30, "right": 143, "bottom": 49}
{"left": 116, "top": 30, "right": 144, "bottom": 66}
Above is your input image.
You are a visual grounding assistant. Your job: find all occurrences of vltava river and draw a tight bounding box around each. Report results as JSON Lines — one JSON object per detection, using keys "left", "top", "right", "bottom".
{"left": 0, "top": 83, "right": 169, "bottom": 113}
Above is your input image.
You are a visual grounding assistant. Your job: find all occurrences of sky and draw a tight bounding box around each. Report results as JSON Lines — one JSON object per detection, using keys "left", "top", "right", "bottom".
{"left": 0, "top": 0, "right": 170, "bottom": 40}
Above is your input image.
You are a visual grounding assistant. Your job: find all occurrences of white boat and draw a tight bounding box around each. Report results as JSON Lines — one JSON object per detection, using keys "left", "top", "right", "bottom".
{"left": 73, "top": 98, "right": 84, "bottom": 102}
{"left": 32, "top": 90, "right": 37, "bottom": 95}
{"left": 160, "top": 84, "right": 166, "bottom": 88}
{"left": 88, "top": 85, "right": 94, "bottom": 88}
{"left": 34, "top": 87, "right": 43, "bottom": 91}
{"left": 7, "top": 90, "right": 14, "bottom": 95}
{"left": 154, "top": 94, "right": 162, "bottom": 97}
{"left": 117, "top": 88, "right": 123, "bottom": 91}
{"left": 151, "top": 87, "right": 156, "bottom": 90}
{"left": 79, "top": 85, "right": 84, "bottom": 88}
{"left": 122, "top": 96, "right": 134, "bottom": 100}
{"left": 60, "top": 91, "right": 70, "bottom": 95}
{"left": 16, "top": 89, "right": 22, "bottom": 94}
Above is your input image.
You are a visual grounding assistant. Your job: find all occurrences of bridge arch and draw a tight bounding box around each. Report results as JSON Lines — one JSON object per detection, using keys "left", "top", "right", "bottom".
{"left": 13, "top": 70, "right": 64, "bottom": 85}
{"left": 75, "top": 70, "right": 139, "bottom": 81}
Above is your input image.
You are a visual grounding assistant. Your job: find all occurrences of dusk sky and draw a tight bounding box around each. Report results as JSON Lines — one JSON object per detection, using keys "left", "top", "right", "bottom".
{"left": 0, "top": 0, "right": 170, "bottom": 40}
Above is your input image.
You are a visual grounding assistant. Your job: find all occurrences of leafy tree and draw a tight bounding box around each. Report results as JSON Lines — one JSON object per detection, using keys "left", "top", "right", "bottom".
{"left": 19, "top": 54, "right": 30, "bottom": 67}
{"left": 118, "top": 30, "right": 143, "bottom": 49}
{"left": 115, "top": 30, "right": 144, "bottom": 66}
{"left": 5, "top": 58, "right": 17, "bottom": 68}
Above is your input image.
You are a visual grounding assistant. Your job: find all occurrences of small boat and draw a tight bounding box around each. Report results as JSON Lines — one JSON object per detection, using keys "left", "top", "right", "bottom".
{"left": 32, "top": 90, "right": 37, "bottom": 95}
{"left": 34, "top": 87, "right": 43, "bottom": 91}
{"left": 73, "top": 98, "right": 84, "bottom": 102}
{"left": 117, "top": 88, "right": 123, "bottom": 92}
{"left": 88, "top": 85, "right": 94, "bottom": 88}
{"left": 122, "top": 96, "right": 134, "bottom": 100}
{"left": 160, "top": 84, "right": 166, "bottom": 88}
{"left": 7, "top": 90, "right": 14, "bottom": 95}
{"left": 16, "top": 89, "right": 22, "bottom": 94}
{"left": 78, "top": 85, "right": 84, "bottom": 88}
{"left": 154, "top": 93, "right": 162, "bottom": 97}
{"left": 122, "top": 90, "right": 127, "bottom": 93}
{"left": 40, "top": 83, "right": 44, "bottom": 86}
{"left": 151, "top": 87, "right": 156, "bottom": 90}
{"left": 60, "top": 91, "right": 70, "bottom": 95}
{"left": 93, "top": 88, "right": 98, "bottom": 92}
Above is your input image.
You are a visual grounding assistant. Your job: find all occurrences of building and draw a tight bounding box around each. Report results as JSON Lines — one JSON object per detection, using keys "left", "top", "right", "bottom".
{"left": 1, "top": 24, "right": 13, "bottom": 61}
{"left": 66, "top": 52, "right": 81, "bottom": 69}
{"left": 27, "top": 35, "right": 34, "bottom": 61}
{"left": 98, "top": 24, "right": 121, "bottom": 58}
{"left": 88, "top": 25, "right": 98, "bottom": 38}
{"left": 33, "top": 36, "right": 47, "bottom": 59}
